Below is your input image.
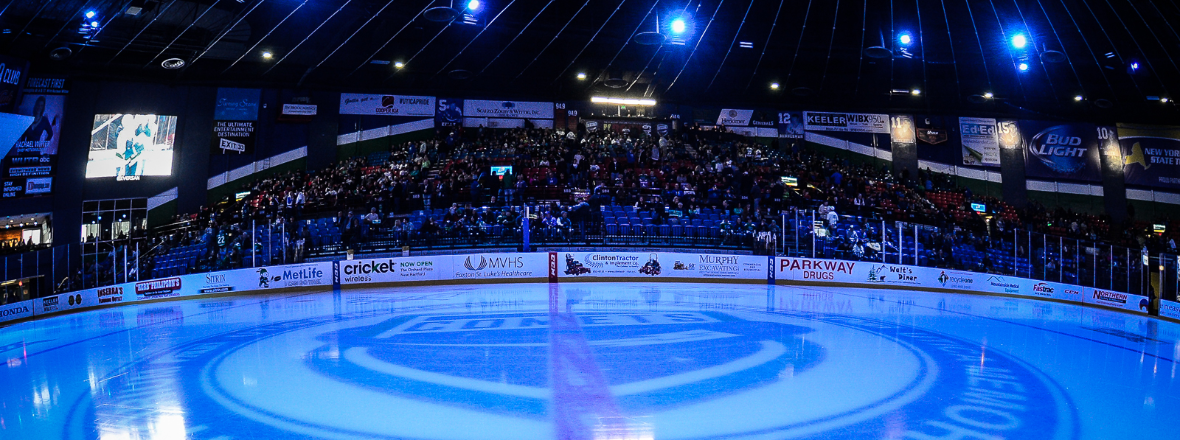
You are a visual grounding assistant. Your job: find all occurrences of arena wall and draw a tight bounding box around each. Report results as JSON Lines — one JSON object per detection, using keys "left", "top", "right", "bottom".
{"left": 4, "top": 251, "right": 1173, "bottom": 327}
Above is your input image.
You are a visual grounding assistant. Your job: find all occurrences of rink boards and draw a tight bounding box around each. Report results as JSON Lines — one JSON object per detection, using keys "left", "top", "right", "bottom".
{"left": 2, "top": 252, "right": 1171, "bottom": 325}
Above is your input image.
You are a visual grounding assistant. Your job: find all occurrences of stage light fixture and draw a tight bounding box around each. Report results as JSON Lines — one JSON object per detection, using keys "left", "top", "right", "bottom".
{"left": 1074, "top": 95, "right": 1083, "bottom": 101}
{"left": 395, "top": 61, "right": 405, "bottom": 69}
{"left": 1018, "top": 62, "right": 1029, "bottom": 71}
{"left": 90, "top": 21, "right": 100, "bottom": 27}
{"left": 770, "top": 82, "right": 780, "bottom": 90}
{"left": 899, "top": 33, "right": 912, "bottom": 46}
{"left": 1163, "top": 98, "right": 1171, "bottom": 103}
{"left": 467, "top": 0, "right": 480, "bottom": 10}
{"left": 983, "top": 92, "right": 994, "bottom": 99}
{"left": 262, "top": 51, "right": 273, "bottom": 60}
{"left": 85, "top": 11, "right": 96, "bottom": 19}
{"left": 576, "top": 72, "right": 586, "bottom": 80}
{"left": 1012, "top": 34, "right": 1027, "bottom": 49}
{"left": 911, "top": 89, "right": 921, "bottom": 96}
{"left": 671, "top": 18, "right": 687, "bottom": 34}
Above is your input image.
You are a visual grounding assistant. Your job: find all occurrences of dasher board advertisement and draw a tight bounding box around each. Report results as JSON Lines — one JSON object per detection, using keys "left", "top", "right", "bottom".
{"left": 559, "top": 252, "right": 766, "bottom": 280}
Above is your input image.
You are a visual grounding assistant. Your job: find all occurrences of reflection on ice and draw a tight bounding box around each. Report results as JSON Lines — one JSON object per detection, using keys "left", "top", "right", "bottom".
{"left": 0, "top": 283, "right": 1175, "bottom": 439}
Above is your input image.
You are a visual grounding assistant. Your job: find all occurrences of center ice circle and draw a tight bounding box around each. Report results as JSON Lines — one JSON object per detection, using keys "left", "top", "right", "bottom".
{"left": 199, "top": 307, "right": 938, "bottom": 439}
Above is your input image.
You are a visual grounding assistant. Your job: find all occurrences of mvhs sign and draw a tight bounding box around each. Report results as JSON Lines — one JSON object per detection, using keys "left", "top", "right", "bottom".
{"left": 220, "top": 138, "right": 246, "bottom": 153}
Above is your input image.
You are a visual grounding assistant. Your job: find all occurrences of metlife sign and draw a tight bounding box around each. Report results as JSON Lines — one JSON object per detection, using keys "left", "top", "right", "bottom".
{"left": 803, "top": 112, "right": 889, "bottom": 134}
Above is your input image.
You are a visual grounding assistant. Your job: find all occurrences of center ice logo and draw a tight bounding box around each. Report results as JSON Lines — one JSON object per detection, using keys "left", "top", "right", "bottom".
{"left": 69, "top": 310, "right": 1077, "bottom": 440}
{"left": 306, "top": 311, "right": 820, "bottom": 417}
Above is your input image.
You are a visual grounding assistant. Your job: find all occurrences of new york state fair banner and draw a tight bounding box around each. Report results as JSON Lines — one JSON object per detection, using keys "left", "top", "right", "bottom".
{"left": 1118, "top": 123, "right": 1180, "bottom": 190}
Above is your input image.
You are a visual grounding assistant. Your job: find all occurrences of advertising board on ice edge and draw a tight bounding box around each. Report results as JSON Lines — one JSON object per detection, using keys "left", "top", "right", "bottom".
{"left": 772, "top": 256, "right": 1150, "bottom": 315}
{"left": 5, "top": 262, "right": 334, "bottom": 324}
{"left": 0, "top": 253, "right": 1163, "bottom": 325}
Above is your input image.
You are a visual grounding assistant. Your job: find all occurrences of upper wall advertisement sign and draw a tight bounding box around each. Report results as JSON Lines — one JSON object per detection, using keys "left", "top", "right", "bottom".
{"left": 463, "top": 100, "right": 554, "bottom": 119}
{"left": 803, "top": 112, "right": 889, "bottom": 134}
{"left": 1020, "top": 121, "right": 1103, "bottom": 182}
{"left": 716, "top": 109, "right": 754, "bottom": 126}
{"left": 1118, "top": 124, "right": 1180, "bottom": 190}
{"left": 340, "top": 94, "right": 435, "bottom": 117}
{"left": 0, "top": 54, "right": 29, "bottom": 113}
{"left": 959, "top": 117, "right": 1001, "bottom": 166}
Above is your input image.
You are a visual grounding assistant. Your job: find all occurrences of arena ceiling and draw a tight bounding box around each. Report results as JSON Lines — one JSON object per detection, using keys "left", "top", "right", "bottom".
{"left": 2, "top": 0, "right": 1180, "bottom": 122}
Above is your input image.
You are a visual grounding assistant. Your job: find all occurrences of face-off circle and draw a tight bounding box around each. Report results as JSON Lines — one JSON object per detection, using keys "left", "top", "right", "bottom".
{"left": 64, "top": 305, "right": 1076, "bottom": 440}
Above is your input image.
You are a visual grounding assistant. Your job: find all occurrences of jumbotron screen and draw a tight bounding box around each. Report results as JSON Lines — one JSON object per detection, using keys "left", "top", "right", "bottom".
{"left": 86, "top": 114, "right": 177, "bottom": 180}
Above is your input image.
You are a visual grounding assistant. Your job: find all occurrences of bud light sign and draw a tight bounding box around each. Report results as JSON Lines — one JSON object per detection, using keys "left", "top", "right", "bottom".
{"left": 1021, "top": 121, "right": 1102, "bottom": 182}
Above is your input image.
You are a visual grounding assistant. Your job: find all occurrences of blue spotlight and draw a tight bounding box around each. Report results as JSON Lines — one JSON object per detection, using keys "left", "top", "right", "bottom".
{"left": 1012, "top": 34, "right": 1027, "bottom": 49}
{"left": 85, "top": 11, "right": 96, "bottom": 19}
{"left": 1130, "top": 61, "right": 1140, "bottom": 71}
{"left": 671, "top": 18, "right": 687, "bottom": 34}
{"left": 1018, "top": 62, "right": 1029, "bottom": 71}
{"left": 899, "top": 33, "right": 912, "bottom": 46}
{"left": 467, "top": 0, "right": 479, "bottom": 11}
{"left": 90, "top": 21, "right": 100, "bottom": 27}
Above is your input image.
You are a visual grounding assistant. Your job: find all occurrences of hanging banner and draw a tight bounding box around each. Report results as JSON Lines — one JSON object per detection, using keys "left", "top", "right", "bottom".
{"left": 213, "top": 88, "right": 261, "bottom": 121}
{"left": 0, "top": 54, "right": 29, "bottom": 113}
{"left": 1020, "top": 121, "right": 1102, "bottom": 182}
{"left": 1118, "top": 124, "right": 1180, "bottom": 190}
{"left": 211, "top": 121, "right": 257, "bottom": 154}
{"left": 716, "top": 109, "right": 755, "bottom": 126}
{"left": 960, "top": 117, "right": 1000, "bottom": 166}
{"left": 435, "top": 98, "right": 464, "bottom": 127}
{"left": 10, "top": 94, "right": 64, "bottom": 169}
{"left": 803, "top": 112, "right": 889, "bottom": 134}
{"left": 463, "top": 100, "right": 554, "bottom": 119}
{"left": 890, "top": 114, "right": 916, "bottom": 151}
{"left": 3, "top": 76, "right": 63, "bottom": 198}
{"left": 340, "top": 93, "right": 436, "bottom": 117}
{"left": 778, "top": 111, "right": 804, "bottom": 139}
{"left": 212, "top": 88, "right": 260, "bottom": 155}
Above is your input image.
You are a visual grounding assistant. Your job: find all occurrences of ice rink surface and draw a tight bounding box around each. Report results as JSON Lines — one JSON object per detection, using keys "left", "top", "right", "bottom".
{"left": 0, "top": 282, "right": 1176, "bottom": 439}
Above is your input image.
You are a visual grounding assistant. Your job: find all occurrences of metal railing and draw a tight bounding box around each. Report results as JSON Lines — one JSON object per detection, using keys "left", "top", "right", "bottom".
{"left": 0, "top": 209, "right": 1166, "bottom": 316}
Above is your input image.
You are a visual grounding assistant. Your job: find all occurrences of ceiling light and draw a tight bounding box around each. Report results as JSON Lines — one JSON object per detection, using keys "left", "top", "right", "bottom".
{"left": 1163, "top": 98, "right": 1171, "bottom": 103}
{"left": 591, "top": 97, "right": 657, "bottom": 106}
{"left": 671, "top": 18, "right": 687, "bottom": 35}
{"left": 983, "top": 92, "right": 994, "bottom": 99}
{"left": 1018, "top": 62, "right": 1029, "bottom": 71}
{"left": 1130, "top": 61, "right": 1140, "bottom": 71}
{"left": 1012, "top": 34, "right": 1027, "bottom": 49}
{"left": 85, "top": 11, "right": 97, "bottom": 19}
{"left": 1074, "top": 95, "right": 1083, "bottom": 101}
{"left": 899, "top": 33, "right": 912, "bottom": 46}
{"left": 261, "top": 51, "right": 273, "bottom": 59}
{"left": 576, "top": 72, "right": 586, "bottom": 80}
{"left": 90, "top": 21, "right": 100, "bottom": 27}
{"left": 770, "top": 82, "right": 780, "bottom": 90}
{"left": 394, "top": 61, "right": 405, "bottom": 69}
{"left": 467, "top": 0, "right": 480, "bottom": 10}
{"left": 911, "top": 89, "right": 921, "bottom": 96}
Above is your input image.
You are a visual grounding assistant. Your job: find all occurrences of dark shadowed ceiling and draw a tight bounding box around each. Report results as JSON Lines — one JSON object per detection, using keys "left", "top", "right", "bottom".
{"left": 2, "top": 0, "right": 1180, "bottom": 122}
